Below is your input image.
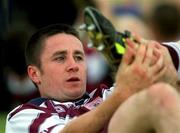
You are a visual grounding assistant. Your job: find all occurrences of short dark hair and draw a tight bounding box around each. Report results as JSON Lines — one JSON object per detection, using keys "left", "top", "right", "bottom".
{"left": 25, "top": 24, "right": 80, "bottom": 68}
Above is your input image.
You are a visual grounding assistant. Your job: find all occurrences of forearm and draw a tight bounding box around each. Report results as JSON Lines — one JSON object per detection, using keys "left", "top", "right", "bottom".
{"left": 60, "top": 90, "right": 130, "bottom": 133}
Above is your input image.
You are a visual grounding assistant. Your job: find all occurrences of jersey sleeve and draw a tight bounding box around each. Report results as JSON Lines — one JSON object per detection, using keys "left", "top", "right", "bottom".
{"left": 5, "top": 105, "right": 70, "bottom": 133}
{"left": 102, "top": 86, "right": 114, "bottom": 101}
{"left": 163, "top": 41, "right": 180, "bottom": 79}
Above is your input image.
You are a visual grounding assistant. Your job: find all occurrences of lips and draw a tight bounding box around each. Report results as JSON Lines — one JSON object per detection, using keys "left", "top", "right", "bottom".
{"left": 67, "top": 77, "right": 80, "bottom": 82}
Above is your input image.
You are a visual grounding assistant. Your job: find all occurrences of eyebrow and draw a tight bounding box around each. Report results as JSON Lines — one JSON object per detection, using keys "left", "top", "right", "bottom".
{"left": 52, "top": 50, "right": 85, "bottom": 58}
{"left": 52, "top": 51, "right": 67, "bottom": 58}
{"left": 74, "top": 50, "right": 85, "bottom": 57}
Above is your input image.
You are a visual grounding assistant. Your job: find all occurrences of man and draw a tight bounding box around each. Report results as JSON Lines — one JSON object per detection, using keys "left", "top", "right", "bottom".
{"left": 5, "top": 23, "right": 179, "bottom": 133}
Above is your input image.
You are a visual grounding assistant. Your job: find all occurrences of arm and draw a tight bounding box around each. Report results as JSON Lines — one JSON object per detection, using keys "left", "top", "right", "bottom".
{"left": 60, "top": 90, "right": 130, "bottom": 133}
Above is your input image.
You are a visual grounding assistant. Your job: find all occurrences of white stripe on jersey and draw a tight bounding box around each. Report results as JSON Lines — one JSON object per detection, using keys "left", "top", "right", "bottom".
{"left": 39, "top": 113, "right": 72, "bottom": 133}
{"left": 6, "top": 108, "right": 44, "bottom": 133}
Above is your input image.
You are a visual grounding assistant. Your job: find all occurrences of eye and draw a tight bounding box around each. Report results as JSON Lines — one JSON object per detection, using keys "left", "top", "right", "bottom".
{"left": 75, "top": 55, "right": 84, "bottom": 61}
{"left": 54, "top": 56, "right": 66, "bottom": 62}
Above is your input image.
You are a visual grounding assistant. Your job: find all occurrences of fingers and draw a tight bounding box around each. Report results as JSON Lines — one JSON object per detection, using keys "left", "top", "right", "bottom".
{"left": 122, "top": 37, "right": 166, "bottom": 72}
{"left": 122, "top": 44, "right": 136, "bottom": 65}
{"left": 126, "top": 38, "right": 137, "bottom": 50}
{"left": 151, "top": 54, "right": 166, "bottom": 76}
{"left": 153, "top": 66, "right": 167, "bottom": 83}
{"left": 126, "top": 38, "right": 154, "bottom": 65}
{"left": 125, "top": 39, "right": 158, "bottom": 67}
{"left": 134, "top": 44, "right": 146, "bottom": 63}
{"left": 130, "top": 32, "right": 142, "bottom": 44}
{"left": 146, "top": 41, "right": 162, "bottom": 66}
{"left": 143, "top": 44, "right": 153, "bottom": 65}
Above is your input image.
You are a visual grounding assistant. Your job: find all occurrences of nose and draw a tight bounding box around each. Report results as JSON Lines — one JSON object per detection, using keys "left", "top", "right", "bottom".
{"left": 66, "top": 58, "right": 79, "bottom": 72}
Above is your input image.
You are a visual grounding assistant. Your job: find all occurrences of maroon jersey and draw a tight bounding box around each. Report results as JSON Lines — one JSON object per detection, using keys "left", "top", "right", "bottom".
{"left": 6, "top": 86, "right": 113, "bottom": 133}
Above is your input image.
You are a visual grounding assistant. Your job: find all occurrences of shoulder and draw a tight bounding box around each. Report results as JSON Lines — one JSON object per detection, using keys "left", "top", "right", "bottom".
{"left": 5, "top": 98, "right": 65, "bottom": 133}
{"left": 7, "top": 98, "right": 47, "bottom": 121}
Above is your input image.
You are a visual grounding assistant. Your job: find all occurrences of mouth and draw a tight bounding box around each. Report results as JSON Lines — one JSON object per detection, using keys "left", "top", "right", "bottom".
{"left": 67, "top": 77, "right": 80, "bottom": 82}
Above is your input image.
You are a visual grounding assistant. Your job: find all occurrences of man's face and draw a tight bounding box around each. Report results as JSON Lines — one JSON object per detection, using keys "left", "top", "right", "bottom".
{"left": 37, "top": 33, "right": 87, "bottom": 101}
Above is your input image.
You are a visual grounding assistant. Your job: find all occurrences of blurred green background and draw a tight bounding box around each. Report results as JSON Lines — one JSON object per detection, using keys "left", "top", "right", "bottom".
{"left": 0, "top": 112, "right": 7, "bottom": 133}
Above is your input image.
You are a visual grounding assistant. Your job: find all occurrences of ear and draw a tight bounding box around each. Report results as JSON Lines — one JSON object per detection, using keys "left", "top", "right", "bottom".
{"left": 27, "top": 65, "right": 41, "bottom": 84}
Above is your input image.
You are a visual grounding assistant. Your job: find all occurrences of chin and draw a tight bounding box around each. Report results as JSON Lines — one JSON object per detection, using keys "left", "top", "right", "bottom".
{"left": 70, "top": 89, "right": 85, "bottom": 99}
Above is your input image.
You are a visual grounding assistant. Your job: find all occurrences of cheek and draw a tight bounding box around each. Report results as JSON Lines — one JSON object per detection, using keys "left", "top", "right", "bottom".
{"left": 42, "top": 66, "right": 65, "bottom": 83}
{"left": 48, "top": 70, "right": 65, "bottom": 84}
{"left": 45, "top": 64, "right": 65, "bottom": 75}
{"left": 42, "top": 73, "right": 63, "bottom": 93}
{"left": 81, "top": 65, "right": 87, "bottom": 76}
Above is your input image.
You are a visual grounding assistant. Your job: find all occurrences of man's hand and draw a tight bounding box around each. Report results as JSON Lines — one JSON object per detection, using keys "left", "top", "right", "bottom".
{"left": 138, "top": 39, "right": 178, "bottom": 87}
{"left": 114, "top": 39, "right": 166, "bottom": 97}
{"left": 150, "top": 41, "right": 178, "bottom": 87}
{"left": 126, "top": 35, "right": 178, "bottom": 87}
